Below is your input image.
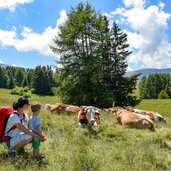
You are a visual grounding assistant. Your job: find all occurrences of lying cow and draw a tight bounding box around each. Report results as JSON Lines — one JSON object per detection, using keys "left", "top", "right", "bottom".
{"left": 45, "top": 103, "right": 81, "bottom": 114}
{"left": 113, "top": 109, "right": 155, "bottom": 131}
{"left": 125, "top": 106, "right": 166, "bottom": 122}
{"left": 103, "top": 106, "right": 124, "bottom": 114}
{"left": 103, "top": 108, "right": 115, "bottom": 114}
{"left": 78, "top": 106, "right": 101, "bottom": 128}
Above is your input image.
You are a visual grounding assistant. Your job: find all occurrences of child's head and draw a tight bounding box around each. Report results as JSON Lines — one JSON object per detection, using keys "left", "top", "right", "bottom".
{"left": 31, "top": 102, "right": 41, "bottom": 114}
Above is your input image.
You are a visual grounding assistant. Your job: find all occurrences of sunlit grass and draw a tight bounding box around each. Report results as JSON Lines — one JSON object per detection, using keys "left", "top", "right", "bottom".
{"left": 0, "top": 88, "right": 171, "bottom": 170}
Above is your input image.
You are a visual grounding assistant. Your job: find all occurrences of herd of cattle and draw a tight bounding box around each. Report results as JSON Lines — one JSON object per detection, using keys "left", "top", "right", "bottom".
{"left": 45, "top": 103, "right": 166, "bottom": 131}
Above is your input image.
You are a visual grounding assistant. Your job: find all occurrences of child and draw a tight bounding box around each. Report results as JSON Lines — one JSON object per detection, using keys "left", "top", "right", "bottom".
{"left": 28, "top": 102, "right": 46, "bottom": 160}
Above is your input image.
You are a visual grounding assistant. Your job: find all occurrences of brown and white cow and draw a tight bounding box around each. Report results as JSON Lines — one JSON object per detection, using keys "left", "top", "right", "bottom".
{"left": 125, "top": 106, "right": 166, "bottom": 122}
{"left": 78, "top": 108, "right": 89, "bottom": 128}
{"left": 113, "top": 109, "right": 155, "bottom": 131}
{"left": 103, "top": 108, "right": 114, "bottom": 114}
{"left": 78, "top": 106, "right": 101, "bottom": 128}
{"left": 45, "top": 103, "right": 81, "bottom": 114}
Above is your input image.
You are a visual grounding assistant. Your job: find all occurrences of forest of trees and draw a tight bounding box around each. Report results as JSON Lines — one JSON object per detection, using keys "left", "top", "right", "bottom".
{"left": 138, "top": 73, "right": 171, "bottom": 99}
{"left": 0, "top": 65, "right": 55, "bottom": 95}
{"left": 51, "top": 2, "right": 140, "bottom": 107}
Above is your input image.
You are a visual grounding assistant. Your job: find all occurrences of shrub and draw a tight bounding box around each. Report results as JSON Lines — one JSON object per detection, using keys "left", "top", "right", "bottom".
{"left": 10, "top": 87, "right": 31, "bottom": 97}
{"left": 158, "top": 90, "right": 169, "bottom": 99}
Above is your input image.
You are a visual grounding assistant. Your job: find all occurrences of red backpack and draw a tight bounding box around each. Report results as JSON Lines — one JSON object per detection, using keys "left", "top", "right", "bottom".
{"left": 0, "top": 106, "right": 13, "bottom": 142}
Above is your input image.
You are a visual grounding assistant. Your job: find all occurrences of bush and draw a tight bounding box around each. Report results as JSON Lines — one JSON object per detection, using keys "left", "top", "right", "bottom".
{"left": 158, "top": 90, "right": 169, "bottom": 99}
{"left": 51, "top": 87, "right": 59, "bottom": 96}
{"left": 10, "top": 87, "right": 31, "bottom": 97}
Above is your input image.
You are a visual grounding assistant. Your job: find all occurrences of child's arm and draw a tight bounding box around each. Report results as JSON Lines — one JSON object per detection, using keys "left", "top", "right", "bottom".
{"left": 35, "top": 127, "right": 46, "bottom": 141}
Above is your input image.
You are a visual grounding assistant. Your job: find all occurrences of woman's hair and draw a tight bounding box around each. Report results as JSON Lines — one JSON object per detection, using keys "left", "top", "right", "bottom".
{"left": 13, "top": 97, "right": 29, "bottom": 110}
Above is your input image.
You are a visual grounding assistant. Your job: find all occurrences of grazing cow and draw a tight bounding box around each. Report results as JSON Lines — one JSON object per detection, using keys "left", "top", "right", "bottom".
{"left": 78, "top": 106, "right": 101, "bottom": 128}
{"left": 113, "top": 109, "right": 155, "bottom": 131}
{"left": 125, "top": 106, "right": 166, "bottom": 122}
{"left": 45, "top": 103, "right": 81, "bottom": 114}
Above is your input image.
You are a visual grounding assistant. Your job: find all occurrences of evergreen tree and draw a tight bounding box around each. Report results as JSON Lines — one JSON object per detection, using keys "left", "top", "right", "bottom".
{"left": 51, "top": 2, "right": 106, "bottom": 106}
{"left": 15, "top": 68, "right": 25, "bottom": 87}
{"left": 26, "top": 69, "right": 34, "bottom": 88}
{"left": 32, "top": 66, "right": 45, "bottom": 94}
{"left": 138, "top": 76, "right": 148, "bottom": 98}
{"left": 6, "top": 74, "right": 15, "bottom": 89}
{"left": 22, "top": 76, "right": 28, "bottom": 87}
{"left": 0, "top": 67, "right": 7, "bottom": 88}
{"left": 51, "top": 2, "right": 140, "bottom": 107}
{"left": 165, "top": 84, "right": 171, "bottom": 98}
{"left": 32, "top": 66, "right": 54, "bottom": 95}
{"left": 158, "top": 90, "right": 169, "bottom": 99}
{"left": 46, "top": 65, "right": 55, "bottom": 92}
{"left": 103, "top": 22, "right": 140, "bottom": 106}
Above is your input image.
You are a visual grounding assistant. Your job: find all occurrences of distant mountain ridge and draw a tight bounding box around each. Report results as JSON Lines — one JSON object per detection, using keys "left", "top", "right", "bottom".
{"left": 126, "top": 68, "right": 171, "bottom": 80}
{"left": 0, "top": 63, "right": 9, "bottom": 68}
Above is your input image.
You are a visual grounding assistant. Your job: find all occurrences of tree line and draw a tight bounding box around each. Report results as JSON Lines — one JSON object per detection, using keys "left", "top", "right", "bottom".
{"left": 0, "top": 65, "right": 56, "bottom": 95}
{"left": 138, "top": 73, "right": 171, "bottom": 99}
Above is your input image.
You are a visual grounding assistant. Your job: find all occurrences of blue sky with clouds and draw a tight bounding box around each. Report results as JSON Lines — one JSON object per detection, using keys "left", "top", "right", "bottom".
{"left": 0, "top": 0, "right": 171, "bottom": 71}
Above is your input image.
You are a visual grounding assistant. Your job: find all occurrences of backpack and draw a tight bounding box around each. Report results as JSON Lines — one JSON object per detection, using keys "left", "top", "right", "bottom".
{"left": 0, "top": 106, "right": 13, "bottom": 143}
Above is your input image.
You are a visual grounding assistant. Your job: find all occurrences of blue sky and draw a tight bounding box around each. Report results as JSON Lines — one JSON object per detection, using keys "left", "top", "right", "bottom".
{"left": 0, "top": 0, "right": 171, "bottom": 71}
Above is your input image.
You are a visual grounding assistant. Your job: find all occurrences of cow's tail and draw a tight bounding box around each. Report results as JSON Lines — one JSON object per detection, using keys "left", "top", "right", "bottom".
{"left": 142, "top": 118, "right": 155, "bottom": 131}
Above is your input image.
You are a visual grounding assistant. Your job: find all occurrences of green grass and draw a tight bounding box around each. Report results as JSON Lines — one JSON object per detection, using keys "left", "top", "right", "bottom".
{"left": 136, "top": 99, "right": 171, "bottom": 116}
{"left": 1, "top": 88, "right": 171, "bottom": 171}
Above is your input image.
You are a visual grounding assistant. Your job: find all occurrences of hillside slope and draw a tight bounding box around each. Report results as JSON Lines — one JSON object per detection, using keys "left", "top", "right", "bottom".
{"left": 126, "top": 68, "right": 171, "bottom": 80}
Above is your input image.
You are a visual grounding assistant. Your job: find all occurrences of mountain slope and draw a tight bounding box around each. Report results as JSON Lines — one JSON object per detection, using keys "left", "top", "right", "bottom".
{"left": 126, "top": 68, "right": 171, "bottom": 80}
{"left": 0, "top": 63, "right": 10, "bottom": 68}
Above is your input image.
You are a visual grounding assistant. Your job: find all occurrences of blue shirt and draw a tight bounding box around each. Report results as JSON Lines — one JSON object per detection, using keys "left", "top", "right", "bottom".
{"left": 28, "top": 115, "right": 42, "bottom": 133}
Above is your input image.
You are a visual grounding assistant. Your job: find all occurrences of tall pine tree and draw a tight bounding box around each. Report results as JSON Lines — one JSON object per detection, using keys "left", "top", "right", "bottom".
{"left": 51, "top": 2, "right": 106, "bottom": 106}
{"left": 0, "top": 67, "right": 7, "bottom": 88}
{"left": 32, "top": 66, "right": 54, "bottom": 95}
{"left": 51, "top": 2, "right": 140, "bottom": 107}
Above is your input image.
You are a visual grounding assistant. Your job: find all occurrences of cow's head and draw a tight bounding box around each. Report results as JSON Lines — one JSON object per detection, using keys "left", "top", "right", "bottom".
{"left": 45, "top": 104, "right": 51, "bottom": 110}
{"left": 112, "top": 107, "right": 123, "bottom": 117}
{"left": 78, "top": 108, "right": 88, "bottom": 126}
{"left": 154, "top": 113, "right": 166, "bottom": 122}
{"left": 94, "top": 110, "right": 101, "bottom": 125}
{"left": 124, "top": 106, "right": 133, "bottom": 111}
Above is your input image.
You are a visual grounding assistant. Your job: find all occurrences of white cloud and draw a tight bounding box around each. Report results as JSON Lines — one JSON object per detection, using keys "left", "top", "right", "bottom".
{"left": 0, "top": 10, "right": 67, "bottom": 57}
{"left": 109, "top": 0, "right": 171, "bottom": 69}
{"left": 0, "top": 0, "right": 34, "bottom": 12}
{"left": 123, "top": 0, "right": 145, "bottom": 8}
{"left": 127, "top": 65, "right": 134, "bottom": 72}
{"left": 0, "top": 60, "right": 4, "bottom": 64}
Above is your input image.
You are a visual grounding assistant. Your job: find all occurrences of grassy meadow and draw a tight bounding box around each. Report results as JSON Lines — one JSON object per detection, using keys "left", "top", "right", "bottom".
{"left": 0, "top": 88, "right": 171, "bottom": 171}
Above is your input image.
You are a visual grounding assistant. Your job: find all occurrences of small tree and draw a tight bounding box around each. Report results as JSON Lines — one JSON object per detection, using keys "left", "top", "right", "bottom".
{"left": 158, "top": 90, "right": 169, "bottom": 99}
{"left": 22, "top": 76, "right": 28, "bottom": 87}
{"left": 15, "top": 68, "right": 25, "bottom": 87}
{"left": 6, "top": 74, "right": 15, "bottom": 89}
{"left": 32, "top": 66, "right": 54, "bottom": 95}
{"left": 165, "top": 84, "right": 171, "bottom": 98}
{"left": 0, "top": 67, "right": 7, "bottom": 88}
